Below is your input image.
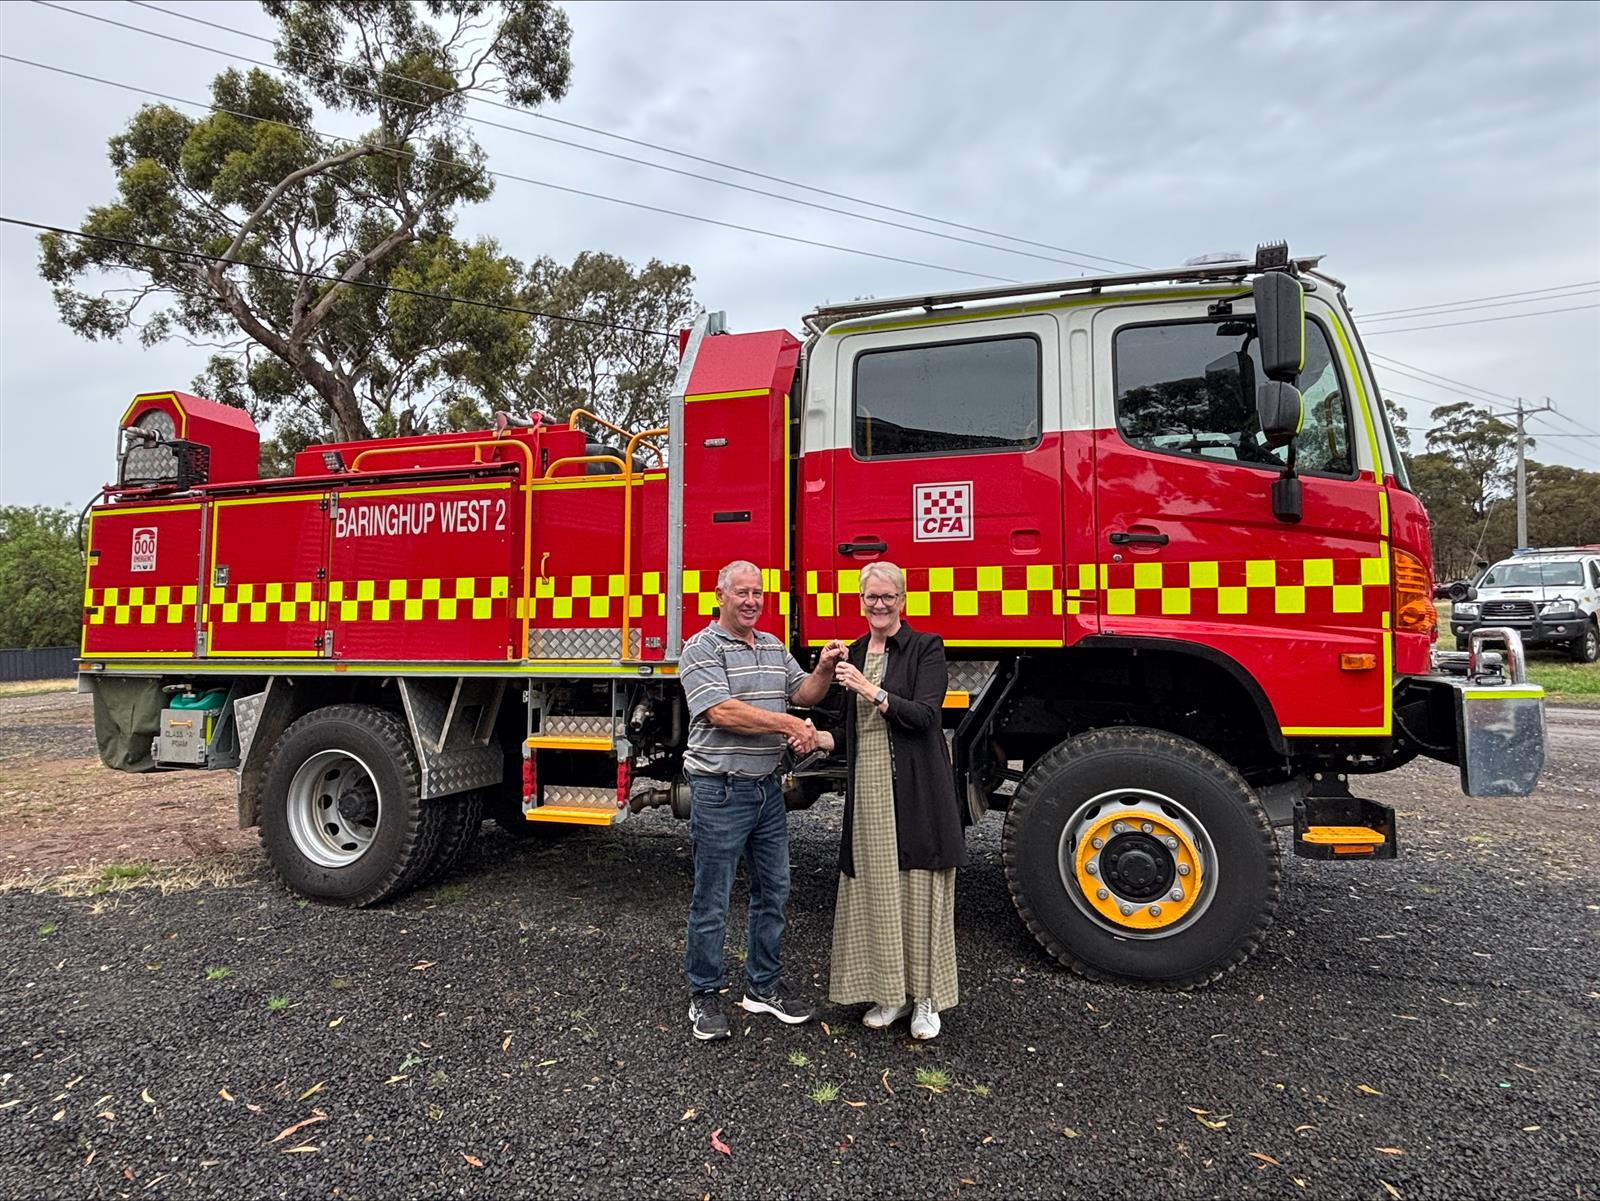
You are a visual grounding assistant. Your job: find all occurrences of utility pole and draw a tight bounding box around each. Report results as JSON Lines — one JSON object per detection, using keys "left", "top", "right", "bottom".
{"left": 1513, "top": 396, "right": 1554, "bottom": 549}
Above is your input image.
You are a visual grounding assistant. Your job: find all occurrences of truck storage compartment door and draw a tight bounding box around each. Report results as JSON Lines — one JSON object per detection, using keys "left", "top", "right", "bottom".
{"left": 329, "top": 481, "right": 517, "bottom": 662}
{"left": 207, "top": 493, "right": 329, "bottom": 658}
{"left": 83, "top": 500, "right": 206, "bottom": 659}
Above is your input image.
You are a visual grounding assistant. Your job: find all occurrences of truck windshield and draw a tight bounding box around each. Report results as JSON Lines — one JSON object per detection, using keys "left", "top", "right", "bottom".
{"left": 1481, "top": 562, "right": 1585, "bottom": 587}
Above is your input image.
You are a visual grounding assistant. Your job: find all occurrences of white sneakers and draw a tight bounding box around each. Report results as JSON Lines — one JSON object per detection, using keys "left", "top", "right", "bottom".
{"left": 862, "top": 1000, "right": 911, "bottom": 1029}
{"left": 861, "top": 998, "right": 941, "bottom": 1040}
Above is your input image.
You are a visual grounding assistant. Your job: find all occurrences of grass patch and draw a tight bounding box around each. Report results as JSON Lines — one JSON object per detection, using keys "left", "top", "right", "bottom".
{"left": 331, "top": 975, "right": 353, "bottom": 991}
{"left": 37, "top": 922, "right": 57, "bottom": 937}
{"left": 0, "top": 679, "right": 74, "bottom": 697}
{"left": 432, "top": 883, "right": 468, "bottom": 906}
{"left": 266, "top": 996, "right": 292, "bottom": 1013}
{"left": 787, "top": 1050, "right": 811, "bottom": 1068}
{"left": 808, "top": 1082, "right": 839, "bottom": 1105}
{"left": 1527, "top": 660, "right": 1600, "bottom": 702}
{"left": 0, "top": 856, "right": 254, "bottom": 898}
{"left": 100, "top": 863, "right": 155, "bottom": 882}
{"left": 915, "top": 1067, "right": 952, "bottom": 1094}
{"left": 205, "top": 966, "right": 232, "bottom": 981}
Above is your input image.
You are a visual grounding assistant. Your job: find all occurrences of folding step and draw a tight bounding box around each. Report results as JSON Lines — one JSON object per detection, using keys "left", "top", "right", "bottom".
{"left": 524, "top": 733, "right": 615, "bottom": 753}
{"left": 1292, "top": 794, "right": 1397, "bottom": 860}
{"left": 522, "top": 785, "right": 627, "bottom": 826}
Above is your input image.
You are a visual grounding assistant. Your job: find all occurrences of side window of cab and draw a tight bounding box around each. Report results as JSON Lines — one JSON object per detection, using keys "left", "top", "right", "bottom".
{"left": 1112, "top": 318, "right": 1355, "bottom": 477}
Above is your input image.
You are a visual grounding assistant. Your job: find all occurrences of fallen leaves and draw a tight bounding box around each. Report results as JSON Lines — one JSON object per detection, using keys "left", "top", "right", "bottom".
{"left": 1522, "top": 1125, "right": 1541, "bottom": 1133}
{"left": 282, "top": 1145, "right": 319, "bottom": 1155}
{"left": 271, "top": 1112, "right": 329, "bottom": 1144}
{"left": 880, "top": 1069, "right": 895, "bottom": 1098}
{"left": 139, "top": 1088, "right": 156, "bottom": 1105}
{"left": 501, "top": 1036, "right": 512, "bottom": 1053}
{"left": 1187, "top": 1107, "right": 1229, "bottom": 1131}
{"left": 1380, "top": 1182, "right": 1402, "bottom": 1199}
{"left": 297, "top": 1082, "right": 325, "bottom": 1102}
{"left": 1356, "top": 1084, "right": 1385, "bottom": 1096}
{"left": 1248, "top": 1152, "right": 1281, "bottom": 1167}
{"left": 710, "top": 1128, "right": 731, "bottom": 1157}
{"left": 462, "top": 1154, "right": 484, "bottom": 1168}
{"left": 680, "top": 1108, "right": 698, "bottom": 1122}
{"left": 1061, "top": 1127, "right": 1080, "bottom": 1139}
{"left": 1375, "top": 1146, "right": 1405, "bottom": 1156}
{"left": 412, "top": 961, "right": 435, "bottom": 971}
{"left": 218, "top": 1088, "right": 235, "bottom": 1103}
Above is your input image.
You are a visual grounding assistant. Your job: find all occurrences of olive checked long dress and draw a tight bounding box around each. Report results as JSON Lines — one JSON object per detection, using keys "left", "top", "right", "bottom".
{"left": 827, "top": 652, "right": 959, "bottom": 1011}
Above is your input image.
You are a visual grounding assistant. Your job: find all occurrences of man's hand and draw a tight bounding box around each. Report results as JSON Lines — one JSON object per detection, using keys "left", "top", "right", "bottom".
{"left": 786, "top": 716, "right": 819, "bottom": 755}
{"left": 817, "top": 640, "right": 847, "bottom": 671}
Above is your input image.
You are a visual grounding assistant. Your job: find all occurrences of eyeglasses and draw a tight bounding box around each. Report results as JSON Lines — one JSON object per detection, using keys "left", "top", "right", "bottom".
{"left": 862, "top": 593, "right": 902, "bottom": 608}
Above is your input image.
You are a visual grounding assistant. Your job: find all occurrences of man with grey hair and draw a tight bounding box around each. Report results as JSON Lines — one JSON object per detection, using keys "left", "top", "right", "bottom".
{"left": 678, "top": 560, "right": 843, "bottom": 1041}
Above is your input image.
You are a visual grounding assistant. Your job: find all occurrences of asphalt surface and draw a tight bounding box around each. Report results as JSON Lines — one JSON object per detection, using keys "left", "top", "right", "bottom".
{"left": 3, "top": 709, "right": 1597, "bottom": 1199}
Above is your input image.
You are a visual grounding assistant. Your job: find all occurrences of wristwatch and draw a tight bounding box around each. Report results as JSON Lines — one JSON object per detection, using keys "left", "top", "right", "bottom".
{"left": 872, "top": 687, "right": 888, "bottom": 707}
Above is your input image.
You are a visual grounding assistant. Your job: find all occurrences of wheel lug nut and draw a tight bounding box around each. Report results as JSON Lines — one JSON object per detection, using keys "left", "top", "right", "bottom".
{"left": 1141, "top": 822, "right": 1153, "bottom": 834}
{"left": 1148, "top": 905, "right": 1162, "bottom": 917}
{"left": 1171, "top": 888, "right": 1184, "bottom": 901}
{"left": 1163, "top": 836, "right": 1178, "bottom": 850}
{"left": 1091, "top": 837, "right": 1104, "bottom": 849}
{"left": 1085, "top": 860, "right": 1099, "bottom": 875}
{"left": 1113, "top": 821, "right": 1129, "bottom": 835}
{"left": 1177, "top": 863, "right": 1191, "bottom": 876}
{"left": 1096, "top": 888, "right": 1108, "bottom": 901}
{"left": 1119, "top": 903, "right": 1134, "bottom": 916}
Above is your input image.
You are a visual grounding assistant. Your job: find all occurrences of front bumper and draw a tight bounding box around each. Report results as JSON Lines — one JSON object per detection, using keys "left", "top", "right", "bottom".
{"left": 1401, "top": 627, "right": 1545, "bottom": 797}
{"left": 1452, "top": 613, "right": 1587, "bottom": 648}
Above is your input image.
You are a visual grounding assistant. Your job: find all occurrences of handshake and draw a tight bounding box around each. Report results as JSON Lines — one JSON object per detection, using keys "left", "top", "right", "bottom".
{"left": 786, "top": 717, "right": 833, "bottom": 756}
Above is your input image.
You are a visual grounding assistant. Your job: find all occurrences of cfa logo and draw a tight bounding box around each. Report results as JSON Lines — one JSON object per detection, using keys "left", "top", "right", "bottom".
{"left": 131, "top": 527, "right": 157, "bottom": 572}
{"left": 913, "top": 481, "right": 973, "bottom": 542}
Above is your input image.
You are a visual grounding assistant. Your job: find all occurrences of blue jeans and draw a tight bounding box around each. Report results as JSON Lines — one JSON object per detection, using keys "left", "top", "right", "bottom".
{"left": 685, "top": 771, "right": 790, "bottom": 995}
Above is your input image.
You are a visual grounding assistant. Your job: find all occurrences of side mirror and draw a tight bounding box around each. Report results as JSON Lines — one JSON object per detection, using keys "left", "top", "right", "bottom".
{"left": 1255, "top": 379, "right": 1303, "bottom": 450}
{"left": 1253, "top": 272, "right": 1305, "bottom": 380}
{"left": 1448, "top": 580, "right": 1478, "bottom": 603}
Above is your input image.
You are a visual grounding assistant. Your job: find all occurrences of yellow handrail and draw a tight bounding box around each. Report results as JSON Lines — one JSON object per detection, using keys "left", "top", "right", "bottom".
{"left": 620, "top": 426, "right": 669, "bottom": 657}
{"left": 349, "top": 437, "right": 536, "bottom": 661}
{"left": 543, "top": 454, "right": 627, "bottom": 477}
{"left": 569, "top": 407, "right": 665, "bottom": 466}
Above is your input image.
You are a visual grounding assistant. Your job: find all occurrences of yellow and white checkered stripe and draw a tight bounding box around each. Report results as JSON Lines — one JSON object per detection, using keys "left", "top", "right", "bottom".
{"left": 527, "top": 569, "right": 788, "bottom": 621}
{"left": 329, "top": 576, "right": 510, "bottom": 623}
{"left": 85, "top": 585, "right": 199, "bottom": 626}
{"left": 807, "top": 564, "right": 1068, "bottom": 618}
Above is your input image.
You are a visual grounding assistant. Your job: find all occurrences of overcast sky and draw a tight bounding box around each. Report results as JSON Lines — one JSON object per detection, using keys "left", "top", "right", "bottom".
{"left": 2, "top": 0, "right": 1598, "bottom": 507}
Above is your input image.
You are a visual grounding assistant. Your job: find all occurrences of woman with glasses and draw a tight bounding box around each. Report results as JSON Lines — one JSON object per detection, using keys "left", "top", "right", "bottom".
{"left": 819, "top": 561, "right": 968, "bottom": 1040}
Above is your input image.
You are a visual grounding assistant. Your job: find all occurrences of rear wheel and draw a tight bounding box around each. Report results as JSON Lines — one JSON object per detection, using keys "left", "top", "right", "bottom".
{"left": 1003, "top": 727, "right": 1279, "bottom": 988}
{"left": 423, "top": 789, "right": 485, "bottom": 883}
{"left": 259, "top": 704, "right": 444, "bottom": 907}
{"left": 1570, "top": 621, "right": 1599, "bottom": 663}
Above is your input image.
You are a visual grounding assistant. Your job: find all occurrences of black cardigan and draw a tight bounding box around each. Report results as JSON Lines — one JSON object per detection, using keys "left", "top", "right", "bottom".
{"left": 819, "top": 621, "right": 969, "bottom": 878}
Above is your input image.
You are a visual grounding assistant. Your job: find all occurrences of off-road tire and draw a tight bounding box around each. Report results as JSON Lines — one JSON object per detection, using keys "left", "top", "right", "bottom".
{"left": 259, "top": 704, "right": 444, "bottom": 907}
{"left": 1570, "top": 620, "right": 1599, "bottom": 664}
{"left": 1002, "top": 727, "right": 1280, "bottom": 989}
{"left": 423, "top": 788, "right": 486, "bottom": 883}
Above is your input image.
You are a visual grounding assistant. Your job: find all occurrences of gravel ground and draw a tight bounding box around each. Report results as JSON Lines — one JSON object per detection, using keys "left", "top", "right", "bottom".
{"left": 1, "top": 700, "right": 1597, "bottom": 1200}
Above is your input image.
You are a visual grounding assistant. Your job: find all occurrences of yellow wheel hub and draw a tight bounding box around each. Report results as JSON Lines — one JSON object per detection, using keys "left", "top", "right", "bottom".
{"left": 1073, "top": 808, "right": 1205, "bottom": 932}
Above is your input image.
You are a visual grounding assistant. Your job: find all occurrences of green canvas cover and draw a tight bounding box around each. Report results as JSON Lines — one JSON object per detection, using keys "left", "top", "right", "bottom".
{"left": 92, "top": 676, "right": 165, "bottom": 773}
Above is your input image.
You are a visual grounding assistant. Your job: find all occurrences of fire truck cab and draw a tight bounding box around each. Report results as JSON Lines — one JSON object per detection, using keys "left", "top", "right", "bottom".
{"left": 79, "top": 244, "right": 1547, "bottom": 987}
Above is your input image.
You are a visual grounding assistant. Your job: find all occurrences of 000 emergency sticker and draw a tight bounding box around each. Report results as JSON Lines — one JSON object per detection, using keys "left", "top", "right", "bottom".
{"left": 914, "top": 482, "right": 973, "bottom": 542}
{"left": 130, "top": 527, "right": 157, "bottom": 571}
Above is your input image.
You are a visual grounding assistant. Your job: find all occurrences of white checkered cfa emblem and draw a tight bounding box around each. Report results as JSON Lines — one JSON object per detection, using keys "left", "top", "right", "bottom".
{"left": 914, "top": 481, "right": 972, "bottom": 542}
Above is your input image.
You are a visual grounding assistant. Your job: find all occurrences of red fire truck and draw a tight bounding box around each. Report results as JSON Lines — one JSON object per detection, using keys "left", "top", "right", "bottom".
{"left": 80, "top": 244, "right": 1545, "bottom": 987}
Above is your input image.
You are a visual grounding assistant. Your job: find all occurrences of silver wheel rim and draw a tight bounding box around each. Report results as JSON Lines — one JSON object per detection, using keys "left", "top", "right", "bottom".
{"left": 1056, "top": 787, "right": 1219, "bottom": 941}
{"left": 286, "top": 749, "right": 382, "bottom": 869}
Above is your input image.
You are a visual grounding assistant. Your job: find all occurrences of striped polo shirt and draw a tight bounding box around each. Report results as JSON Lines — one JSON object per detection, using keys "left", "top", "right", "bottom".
{"left": 680, "top": 621, "right": 807, "bottom": 778}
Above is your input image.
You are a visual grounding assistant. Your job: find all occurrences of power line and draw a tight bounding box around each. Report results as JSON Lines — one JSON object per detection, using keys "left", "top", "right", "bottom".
{"left": 1370, "top": 363, "right": 1516, "bottom": 408}
{"left": 1360, "top": 287, "right": 1600, "bottom": 324}
{"left": 1361, "top": 302, "right": 1600, "bottom": 335}
{"left": 46, "top": 2, "right": 1112, "bottom": 277}
{"left": 1358, "top": 280, "right": 1600, "bottom": 319}
{"left": 125, "top": 0, "right": 1146, "bottom": 272}
{"left": 1367, "top": 353, "right": 1518, "bottom": 406}
{"left": 0, "top": 215, "right": 676, "bottom": 336}
{"left": 2, "top": 52, "right": 1016, "bottom": 284}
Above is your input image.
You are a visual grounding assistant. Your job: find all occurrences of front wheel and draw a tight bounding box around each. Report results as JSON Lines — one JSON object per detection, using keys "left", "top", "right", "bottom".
{"left": 259, "top": 704, "right": 444, "bottom": 906}
{"left": 1570, "top": 621, "right": 1599, "bottom": 664}
{"left": 1003, "top": 727, "right": 1280, "bottom": 988}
